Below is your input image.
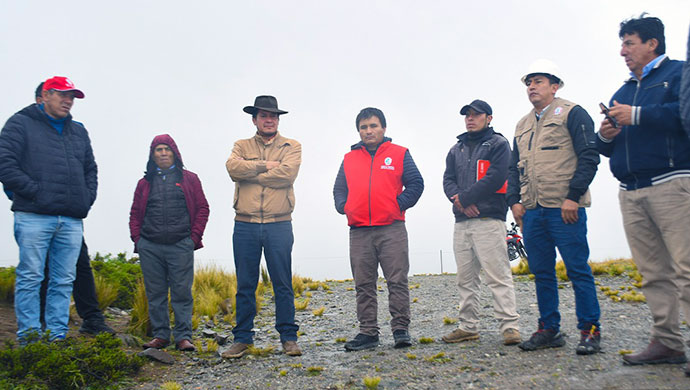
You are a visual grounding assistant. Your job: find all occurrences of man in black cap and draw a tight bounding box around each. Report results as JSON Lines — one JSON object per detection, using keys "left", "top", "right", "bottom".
{"left": 442, "top": 100, "right": 521, "bottom": 346}
{"left": 223, "top": 95, "right": 302, "bottom": 358}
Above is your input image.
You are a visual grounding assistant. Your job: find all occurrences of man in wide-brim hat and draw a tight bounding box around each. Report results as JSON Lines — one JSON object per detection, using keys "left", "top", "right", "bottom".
{"left": 223, "top": 95, "right": 303, "bottom": 359}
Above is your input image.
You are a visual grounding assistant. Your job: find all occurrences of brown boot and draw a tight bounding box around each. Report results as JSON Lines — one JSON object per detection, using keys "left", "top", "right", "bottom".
{"left": 282, "top": 340, "right": 302, "bottom": 356}
{"left": 622, "top": 339, "right": 687, "bottom": 365}
{"left": 221, "top": 342, "right": 250, "bottom": 359}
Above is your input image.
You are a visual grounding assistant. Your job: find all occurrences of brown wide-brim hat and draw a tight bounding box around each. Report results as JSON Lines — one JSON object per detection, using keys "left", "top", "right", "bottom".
{"left": 243, "top": 95, "right": 288, "bottom": 115}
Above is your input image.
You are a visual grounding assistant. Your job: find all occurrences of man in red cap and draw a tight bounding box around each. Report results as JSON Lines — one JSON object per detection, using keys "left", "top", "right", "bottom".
{"left": 0, "top": 76, "right": 97, "bottom": 344}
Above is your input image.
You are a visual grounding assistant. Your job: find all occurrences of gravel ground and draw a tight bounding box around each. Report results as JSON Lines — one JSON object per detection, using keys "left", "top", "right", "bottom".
{"left": 134, "top": 273, "right": 690, "bottom": 390}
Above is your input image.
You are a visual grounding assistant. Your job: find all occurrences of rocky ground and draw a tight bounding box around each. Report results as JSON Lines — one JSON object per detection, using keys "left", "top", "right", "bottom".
{"left": 3, "top": 272, "right": 690, "bottom": 389}
{"left": 137, "top": 273, "right": 689, "bottom": 390}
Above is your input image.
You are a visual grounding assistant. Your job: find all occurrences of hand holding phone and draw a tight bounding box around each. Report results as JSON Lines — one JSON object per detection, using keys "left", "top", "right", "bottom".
{"left": 599, "top": 102, "right": 618, "bottom": 128}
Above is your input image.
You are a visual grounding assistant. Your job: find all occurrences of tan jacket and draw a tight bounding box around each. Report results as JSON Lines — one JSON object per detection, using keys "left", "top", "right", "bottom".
{"left": 514, "top": 97, "right": 591, "bottom": 209}
{"left": 226, "top": 132, "right": 301, "bottom": 223}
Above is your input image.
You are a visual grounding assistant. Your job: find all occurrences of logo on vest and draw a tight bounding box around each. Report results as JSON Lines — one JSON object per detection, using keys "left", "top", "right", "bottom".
{"left": 554, "top": 106, "right": 563, "bottom": 115}
{"left": 381, "top": 157, "right": 395, "bottom": 170}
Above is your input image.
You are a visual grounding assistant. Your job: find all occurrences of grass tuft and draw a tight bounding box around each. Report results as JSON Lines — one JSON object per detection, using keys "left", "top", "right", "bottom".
{"left": 418, "top": 337, "right": 434, "bottom": 344}
{"left": 443, "top": 316, "right": 458, "bottom": 325}
{"left": 312, "top": 307, "right": 325, "bottom": 316}
{"left": 363, "top": 376, "right": 382, "bottom": 389}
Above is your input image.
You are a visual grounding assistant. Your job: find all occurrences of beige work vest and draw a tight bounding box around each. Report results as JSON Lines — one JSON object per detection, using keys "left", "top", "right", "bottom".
{"left": 514, "top": 97, "right": 591, "bottom": 209}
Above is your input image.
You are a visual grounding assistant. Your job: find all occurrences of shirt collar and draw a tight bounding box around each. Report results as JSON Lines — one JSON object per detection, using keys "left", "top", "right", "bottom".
{"left": 632, "top": 54, "right": 667, "bottom": 80}
{"left": 535, "top": 104, "right": 551, "bottom": 120}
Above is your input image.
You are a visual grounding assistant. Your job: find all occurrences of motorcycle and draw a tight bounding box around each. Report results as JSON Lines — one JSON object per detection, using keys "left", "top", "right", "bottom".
{"left": 506, "top": 222, "right": 527, "bottom": 264}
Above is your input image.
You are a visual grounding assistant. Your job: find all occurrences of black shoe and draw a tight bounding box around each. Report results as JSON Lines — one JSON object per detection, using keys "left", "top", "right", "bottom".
{"left": 393, "top": 329, "right": 412, "bottom": 349}
{"left": 576, "top": 325, "right": 601, "bottom": 355}
{"left": 344, "top": 333, "right": 379, "bottom": 352}
{"left": 79, "top": 320, "right": 116, "bottom": 335}
{"left": 519, "top": 329, "right": 565, "bottom": 351}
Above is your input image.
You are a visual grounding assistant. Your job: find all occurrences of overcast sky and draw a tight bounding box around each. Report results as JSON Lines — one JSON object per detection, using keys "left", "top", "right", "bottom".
{"left": 1, "top": 1, "right": 689, "bottom": 280}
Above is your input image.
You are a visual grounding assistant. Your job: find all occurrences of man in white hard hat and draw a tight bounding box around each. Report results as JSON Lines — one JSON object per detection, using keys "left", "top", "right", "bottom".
{"left": 506, "top": 59, "right": 602, "bottom": 355}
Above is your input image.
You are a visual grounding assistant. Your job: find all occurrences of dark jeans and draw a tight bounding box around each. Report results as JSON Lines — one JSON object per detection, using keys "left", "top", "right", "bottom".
{"left": 232, "top": 221, "right": 298, "bottom": 344}
{"left": 522, "top": 206, "right": 600, "bottom": 332}
{"left": 40, "top": 240, "right": 104, "bottom": 325}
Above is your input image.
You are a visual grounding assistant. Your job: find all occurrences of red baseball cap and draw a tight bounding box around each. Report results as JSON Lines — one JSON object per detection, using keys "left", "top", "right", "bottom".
{"left": 42, "top": 76, "right": 85, "bottom": 99}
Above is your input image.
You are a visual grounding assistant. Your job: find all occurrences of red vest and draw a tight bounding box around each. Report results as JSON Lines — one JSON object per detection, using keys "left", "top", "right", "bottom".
{"left": 343, "top": 141, "right": 407, "bottom": 227}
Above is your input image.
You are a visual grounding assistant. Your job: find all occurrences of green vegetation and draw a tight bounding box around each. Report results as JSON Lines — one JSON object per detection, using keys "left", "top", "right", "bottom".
{"left": 0, "top": 267, "right": 15, "bottom": 303}
{"left": 418, "top": 337, "right": 434, "bottom": 344}
{"left": 160, "top": 382, "right": 182, "bottom": 390}
{"left": 312, "top": 306, "right": 325, "bottom": 316}
{"left": 363, "top": 376, "right": 382, "bottom": 389}
{"left": 91, "top": 252, "right": 143, "bottom": 309}
{"left": 443, "top": 316, "right": 458, "bottom": 325}
{"left": 306, "top": 366, "right": 324, "bottom": 376}
{"left": 0, "top": 333, "right": 143, "bottom": 390}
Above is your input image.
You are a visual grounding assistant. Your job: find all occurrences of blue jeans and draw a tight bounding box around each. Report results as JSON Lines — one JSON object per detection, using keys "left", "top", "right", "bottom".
{"left": 232, "top": 221, "right": 298, "bottom": 344}
{"left": 14, "top": 212, "right": 83, "bottom": 341}
{"left": 523, "top": 206, "right": 600, "bottom": 332}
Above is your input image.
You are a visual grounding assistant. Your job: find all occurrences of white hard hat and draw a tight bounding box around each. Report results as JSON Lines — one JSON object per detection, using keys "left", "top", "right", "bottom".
{"left": 521, "top": 59, "right": 564, "bottom": 89}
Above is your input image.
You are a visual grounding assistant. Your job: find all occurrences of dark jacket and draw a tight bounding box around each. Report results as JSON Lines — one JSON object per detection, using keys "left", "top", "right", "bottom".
{"left": 0, "top": 104, "right": 97, "bottom": 218}
{"left": 681, "top": 27, "right": 690, "bottom": 139}
{"left": 140, "top": 168, "right": 191, "bottom": 245}
{"left": 596, "top": 57, "right": 690, "bottom": 190}
{"left": 129, "top": 134, "right": 209, "bottom": 251}
{"left": 443, "top": 127, "right": 509, "bottom": 222}
{"left": 333, "top": 138, "right": 424, "bottom": 227}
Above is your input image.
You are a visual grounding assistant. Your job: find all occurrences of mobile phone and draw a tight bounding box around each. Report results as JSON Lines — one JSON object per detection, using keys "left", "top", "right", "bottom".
{"left": 599, "top": 102, "right": 618, "bottom": 128}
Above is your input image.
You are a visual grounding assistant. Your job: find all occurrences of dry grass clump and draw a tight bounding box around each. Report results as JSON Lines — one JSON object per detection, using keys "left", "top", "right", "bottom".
{"left": 418, "top": 337, "right": 434, "bottom": 344}
{"left": 312, "top": 307, "right": 325, "bottom": 316}
{"left": 94, "top": 274, "right": 120, "bottom": 310}
{"left": 306, "top": 366, "right": 324, "bottom": 376}
{"left": 295, "top": 298, "right": 310, "bottom": 311}
{"left": 247, "top": 345, "right": 275, "bottom": 357}
{"left": 193, "top": 265, "right": 238, "bottom": 323}
{"left": 511, "top": 259, "right": 530, "bottom": 275}
{"left": 127, "top": 278, "right": 150, "bottom": 337}
{"left": 589, "top": 258, "right": 637, "bottom": 276}
{"left": 443, "top": 316, "right": 458, "bottom": 325}
{"left": 425, "top": 352, "right": 451, "bottom": 363}
{"left": 363, "top": 376, "right": 382, "bottom": 389}
{"left": 160, "top": 382, "right": 182, "bottom": 390}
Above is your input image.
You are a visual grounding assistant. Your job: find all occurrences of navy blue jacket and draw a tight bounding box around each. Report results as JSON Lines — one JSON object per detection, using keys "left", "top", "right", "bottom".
{"left": 596, "top": 58, "right": 690, "bottom": 190}
{"left": 0, "top": 104, "right": 97, "bottom": 218}
{"left": 443, "top": 127, "right": 509, "bottom": 222}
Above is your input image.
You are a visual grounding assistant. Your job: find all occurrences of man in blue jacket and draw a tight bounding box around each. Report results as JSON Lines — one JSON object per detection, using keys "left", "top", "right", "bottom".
{"left": 0, "top": 76, "right": 97, "bottom": 344}
{"left": 597, "top": 16, "right": 690, "bottom": 370}
{"left": 442, "top": 99, "right": 521, "bottom": 346}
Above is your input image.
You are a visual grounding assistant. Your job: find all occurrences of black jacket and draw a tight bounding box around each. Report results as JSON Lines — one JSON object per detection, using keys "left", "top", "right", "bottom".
{"left": 443, "top": 127, "right": 510, "bottom": 222}
{"left": 0, "top": 104, "right": 97, "bottom": 218}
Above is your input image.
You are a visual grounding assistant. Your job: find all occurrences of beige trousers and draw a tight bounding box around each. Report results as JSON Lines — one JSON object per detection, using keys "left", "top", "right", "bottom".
{"left": 619, "top": 177, "right": 690, "bottom": 351}
{"left": 453, "top": 218, "right": 519, "bottom": 333}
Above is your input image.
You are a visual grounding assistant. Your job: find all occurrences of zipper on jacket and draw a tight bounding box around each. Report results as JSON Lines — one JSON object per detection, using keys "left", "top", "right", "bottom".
{"left": 528, "top": 133, "right": 534, "bottom": 151}
{"left": 625, "top": 80, "right": 642, "bottom": 185}
{"left": 667, "top": 136, "right": 675, "bottom": 168}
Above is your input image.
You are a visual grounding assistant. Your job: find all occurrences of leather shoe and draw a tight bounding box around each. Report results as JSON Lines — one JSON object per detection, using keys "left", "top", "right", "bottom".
{"left": 282, "top": 340, "right": 302, "bottom": 356}
{"left": 142, "top": 337, "right": 169, "bottom": 349}
{"left": 176, "top": 339, "right": 196, "bottom": 351}
{"left": 622, "top": 338, "right": 687, "bottom": 365}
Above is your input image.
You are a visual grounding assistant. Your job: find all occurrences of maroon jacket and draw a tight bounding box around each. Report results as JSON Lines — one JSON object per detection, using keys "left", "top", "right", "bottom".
{"left": 129, "top": 134, "right": 210, "bottom": 252}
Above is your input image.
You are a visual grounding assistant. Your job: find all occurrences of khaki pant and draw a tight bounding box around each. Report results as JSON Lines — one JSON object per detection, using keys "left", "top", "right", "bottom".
{"left": 453, "top": 218, "right": 519, "bottom": 333}
{"left": 349, "top": 221, "right": 410, "bottom": 336}
{"left": 619, "top": 177, "right": 690, "bottom": 351}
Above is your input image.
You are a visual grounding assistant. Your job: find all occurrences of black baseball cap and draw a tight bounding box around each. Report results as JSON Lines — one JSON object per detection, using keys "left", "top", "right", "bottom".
{"left": 460, "top": 99, "right": 492, "bottom": 115}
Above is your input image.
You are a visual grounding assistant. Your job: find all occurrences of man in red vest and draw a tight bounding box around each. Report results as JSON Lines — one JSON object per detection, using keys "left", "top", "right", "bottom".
{"left": 333, "top": 107, "right": 424, "bottom": 351}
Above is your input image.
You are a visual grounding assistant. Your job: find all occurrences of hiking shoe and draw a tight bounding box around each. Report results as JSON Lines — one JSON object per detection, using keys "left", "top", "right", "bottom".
{"left": 518, "top": 329, "right": 565, "bottom": 351}
{"left": 176, "top": 339, "right": 196, "bottom": 352}
{"left": 282, "top": 340, "right": 302, "bottom": 356}
{"left": 142, "top": 337, "right": 170, "bottom": 349}
{"left": 344, "top": 333, "right": 379, "bottom": 352}
{"left": 503, "top": 328, "right": 521, "bottom": 346}
{"left": 442, "top": 328, "right": 479, "bottom": 343}
{"left": 79, "top": 320, "right": 116, "bottom": 335}
{"left": 622, "top": 338, "right": 687, "bottom": 365}
{"left": 393, "top": 329, "right": 412, "bottom": 349}
{"left": 576, "top": 325, "right": 601, "bottom": 355}
{"left": 221, "top": 342, "right": 251, "bottom": 359}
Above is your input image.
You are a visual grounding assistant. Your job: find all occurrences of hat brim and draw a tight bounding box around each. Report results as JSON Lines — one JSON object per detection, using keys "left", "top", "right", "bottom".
{"left": 460, "top": 104, "right": 488, "bottom": 115}
{"left": 51, "top": 88, "right": 85, "bottom": 99}
{"left": 521, "top": 73, "right": 564, "bottom": 89}
{"left": 243, "top": 106, "right": 288, "bottom": 115}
